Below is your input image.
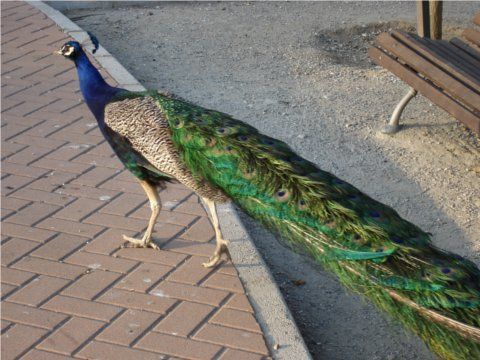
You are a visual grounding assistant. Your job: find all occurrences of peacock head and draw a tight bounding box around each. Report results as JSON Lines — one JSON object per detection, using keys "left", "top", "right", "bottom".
{"left": 55, "top": 41, "right": 82, "bottom": 59}
{"left": 55, "top": 32, "right": 99, "bottom": 60}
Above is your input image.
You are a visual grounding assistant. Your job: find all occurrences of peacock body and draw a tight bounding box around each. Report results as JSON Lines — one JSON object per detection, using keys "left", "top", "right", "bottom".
{"left": 57, "top": 39, "right": 480, "bottom": 360}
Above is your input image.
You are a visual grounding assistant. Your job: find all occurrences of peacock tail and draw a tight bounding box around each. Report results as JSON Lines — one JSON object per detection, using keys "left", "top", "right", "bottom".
{"left": 123, "top": 91, "right": 480, "bottom": 360}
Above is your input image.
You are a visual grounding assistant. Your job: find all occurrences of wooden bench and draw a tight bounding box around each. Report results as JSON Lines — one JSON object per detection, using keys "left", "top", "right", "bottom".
{"left": 368, "top": 6, "right": 480, "bottom": 134}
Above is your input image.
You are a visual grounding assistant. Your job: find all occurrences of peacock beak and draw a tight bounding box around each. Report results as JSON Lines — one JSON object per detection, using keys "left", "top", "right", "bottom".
{"left": 53, "top": 49, "right": 63, "bottom": 55}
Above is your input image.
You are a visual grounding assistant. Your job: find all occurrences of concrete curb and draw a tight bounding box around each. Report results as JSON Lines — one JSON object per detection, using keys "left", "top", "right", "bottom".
{"left": 29, "top": 1, "right": 312, "bottom": 359}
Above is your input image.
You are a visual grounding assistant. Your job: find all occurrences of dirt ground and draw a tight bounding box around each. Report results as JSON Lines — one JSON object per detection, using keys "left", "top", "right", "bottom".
{"left": 67, "top": 2, "right": 479, "bottom": 359}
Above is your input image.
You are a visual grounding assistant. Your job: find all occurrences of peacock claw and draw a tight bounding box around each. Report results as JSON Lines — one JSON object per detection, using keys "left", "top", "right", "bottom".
{"left": 122, "top": 234, "right": 160, "bottom": 250}
{"left": 203, "top": 239, "right": 231, "bottom": 268}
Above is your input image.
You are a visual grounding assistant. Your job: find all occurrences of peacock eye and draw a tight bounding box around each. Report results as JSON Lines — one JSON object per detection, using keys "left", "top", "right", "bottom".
{"left": 274, "top": 189, "right": 290, "bottom": 202}
{"left": 441, "top": 267, "right": 451, "bottom": 274}
{"left": 369, "top": 211, "right": 381, "bottom": 218}
{"left": 392, "top": 236, "right": 404, "bottom": 244}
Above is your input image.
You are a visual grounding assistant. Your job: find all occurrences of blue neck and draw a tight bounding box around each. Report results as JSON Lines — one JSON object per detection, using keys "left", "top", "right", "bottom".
{"left": 74, "top": 50, "right": 121, "bottom": 123}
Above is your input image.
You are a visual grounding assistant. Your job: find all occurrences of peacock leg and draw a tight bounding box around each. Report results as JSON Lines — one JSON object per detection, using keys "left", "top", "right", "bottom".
{"left": 122, "top": 180, "right": 160, "bottom": 250}
{"left": 201, "top": 198, "right": 231, "bottom": 268}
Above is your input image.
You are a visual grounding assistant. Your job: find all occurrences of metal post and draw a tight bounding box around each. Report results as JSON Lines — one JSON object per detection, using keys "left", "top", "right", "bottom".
{"left": 380, "top": 88, "right": 418, "bottom": 134}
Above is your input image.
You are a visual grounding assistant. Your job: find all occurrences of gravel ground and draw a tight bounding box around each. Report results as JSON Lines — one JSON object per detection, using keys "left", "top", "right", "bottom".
{"left": 66, "top": 2, "right": 480, "bottom": 359}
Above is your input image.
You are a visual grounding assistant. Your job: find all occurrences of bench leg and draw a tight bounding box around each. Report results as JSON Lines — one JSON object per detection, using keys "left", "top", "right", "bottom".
{"left": 380, "top": 87, "right": 417, "bottom": 134}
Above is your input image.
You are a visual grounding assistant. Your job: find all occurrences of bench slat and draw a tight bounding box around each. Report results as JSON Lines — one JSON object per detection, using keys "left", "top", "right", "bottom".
{"left": 393, "top": 31, "right": 480, "bottom": 93}
{"left": 450, "top": 38, "right": 480, "bottom": 63}
{"left": 377, "top": 33, "right": 480, "bottom": 112}
{"left": 368, "top": 46, "right": 480, "bottom": 134}
{"left": 463, "top": 28, "right": 480, "bottom": 47}
{"left": 422, "top": 38, "right": 480, "bottom": 83}
{"left": 474, "top": 13, "right": 480, "bottom": 27}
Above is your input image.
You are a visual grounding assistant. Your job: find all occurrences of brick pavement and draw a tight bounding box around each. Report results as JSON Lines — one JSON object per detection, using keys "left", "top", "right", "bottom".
{"left": 1, "top": 2, "right": 270, "bottom": 359}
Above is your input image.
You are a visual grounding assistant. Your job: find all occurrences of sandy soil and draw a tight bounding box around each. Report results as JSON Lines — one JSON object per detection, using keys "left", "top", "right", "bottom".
{"left": 67, "top": 2, "right": 479, "bottom": 359}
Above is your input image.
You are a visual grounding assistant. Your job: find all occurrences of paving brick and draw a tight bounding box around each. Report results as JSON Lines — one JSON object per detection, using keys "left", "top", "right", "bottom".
{"left": 1, "top": 320, "right": 12, "bottom": 332}
{"left": 83, "top": 228, "right": 134, "bottom": 255}
{"left": 99, "top": 192, "right": 147, "bottom": 217}
{"left": 132, "top": 207, "right": 197, "bottom": 228}
{"left": 1, "top": 283, "right": 17, "bottom": 299}
{"left": 159, "top": 187, "right": 194, "bottom": 205}
{"left": 167, "top": 256, "right": 214, "bottom": 285}
{"left": 21, "top": 349, "right": 73, "bottom": 360}
{"left": 1, "top": 266, "right": 35, "bottom": 286}
{"left": 76, "top": 341, "right": 164, "bottom": 360}
{"left": 55, "top": 183, "right": 119, "bottom": 201}
{"left": 11, "top": 133, "right": 67, "bottom": 150}
{"left": 1, "top": 123, "right": 29, "bottom": 140}
{"left": 65, "top": 251, "right": 138, "bottom": 274}
{"left": 116, "top": 262, "right": 172, "bottom": 292}
{"left": 1, "top": 161, "right": 49, "bottom": 178}
{"left": 83, "top": 212, "right": 149, "bottom": 232}
{"left": 203, "top": 272, "right": 244, "bottom": 294}
{"left": 1, "top": 222, "right": 56, "bottom": 242}
{"left": 1, "top": 196, "right": 30, "bottom": 211}
{"left": 210, "top": 308, "right": 261, "bottom": 333}
{"left": 194, "top": 324, "right": 268, "bottom": 355}
{"left": 73, "top": 153, "right": 123, "bottom": 169}
{"left": 180, "top": 217, "right": 215, "bottom": 243}
{"left": 1, "top": 237, "right": 38, "bottom": 266}
{"left": 96, "top": 309, "right": 161, "bottom": 346}
{"left": 54, "top": 197, "right": 104, "bottom": 222}
{"left": 38, "top": 316, "right": 105, "bottom": 355}
{"left": 151, "top": 281, "right": 229, "bottom": 307}
{"left": 30, "top": 233, "right": 87, "bottom": 261}
{"left": 5, "top": 202, "right": 61, "bottom": 226}
{"left": 45, "top": 143, "right": 92, "bottom": 161}
{"left": 224, "top": 293, "right": 254, "bottom": 313}
{"left": 1, "top": 142, "right": 28, "bottom": 160}
{"left": 13, "top": 256, "right": 86, "bottom": 280}
{"left": 1, "top": 324, "right": 48, "bottom": 360}
{"left": 99, "top": 179, "right": 146, "bottom": 195}
{"left": 6, "top": 144, "right": 52, "bottom": 165}
{"left": 28, "top": 170, "right": 77, "bottom": 192}
{"left": 1, "top": 114, "right": 44, "bottom": 129}
{"left": 11, "top": 187, "right": 75, "bottom": 206}
{"left": 42, "top": 295, "right": 122, "bottom": 322}
{"left": 1, "top": 301, "right": 68, "bottom": 329}
{"left": 115, "top": 248, "right": 187, "bottom": 268}
{"left": 1, "top": 174, "right": 33, "bottom": 196}
{"left": 162, "top": 238, "right": 216, "bottom": 257}
{"left": 99, "top": 288, "right": 176, "bottom": 314}
{"left": 37, "top": 217, "right": 104, "bottom": 238}
{"left": 154, "top": 301, "right": 214, "bottom": 337}
{"left": 32, "top": 156, "right": 92, "bottom": 174}
{"left": 70, "top": 166, "right": 120, "bottom": 187}
{"left": 219, "top": 349, "right": 264, "bottom": 360}
{"left": 136, "top": 332, "right": 222, "bottom": 360}
{"left": 61, "top": 269, "right": 121, "bottom": 300}
{"left": 8, "top": 275, "right": 70, "bottom": 306}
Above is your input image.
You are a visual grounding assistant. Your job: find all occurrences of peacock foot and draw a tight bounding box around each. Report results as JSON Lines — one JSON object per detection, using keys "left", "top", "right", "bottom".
{"left": 122, "top": 234, "right": 160, "bottom": 250}
{"left": 203, "top": 238, "right": 231, "bottom": 268}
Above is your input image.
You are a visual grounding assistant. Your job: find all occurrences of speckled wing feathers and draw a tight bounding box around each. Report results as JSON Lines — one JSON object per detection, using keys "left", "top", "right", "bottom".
{"left": 104, "top": 95, "right": 227, "bottom": 202}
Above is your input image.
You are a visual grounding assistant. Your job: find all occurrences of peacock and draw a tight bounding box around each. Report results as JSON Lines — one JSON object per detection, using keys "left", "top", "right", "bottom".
{"left": 56, "top": 35, "right": 480, "bottom": 360}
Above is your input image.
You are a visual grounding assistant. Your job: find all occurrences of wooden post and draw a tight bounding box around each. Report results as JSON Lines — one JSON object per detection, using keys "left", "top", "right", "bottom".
{"left": 417, "top": 0, "right": 430, "bottom": 38}
{"left": 429, "top": 0, "right": 443, "bottom": 39}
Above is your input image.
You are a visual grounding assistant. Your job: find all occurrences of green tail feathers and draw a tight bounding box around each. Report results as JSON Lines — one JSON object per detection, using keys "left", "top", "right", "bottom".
{"left": 152, "top": 92, "right": 480, "bottom": 359}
